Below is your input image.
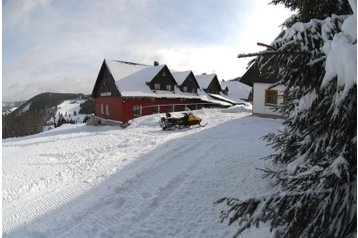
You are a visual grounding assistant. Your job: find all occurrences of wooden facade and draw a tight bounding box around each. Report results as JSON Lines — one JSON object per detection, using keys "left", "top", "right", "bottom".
{"left": 147, "top": 65, "right": 177, "bottom": 91}
{"left": 240, "top": 63, "right": 278, "bottom": 87}
{"left": 196, "top": 74, "right": 223, "bottom": 95}
{"left": 179, "top": 72, "right": 200, "bottom": 93}
{"left": 92, "top": 62, "right": 121, "bottom": 97}
{"left": 205, "top": 75, "right": 222, "bottom": 94}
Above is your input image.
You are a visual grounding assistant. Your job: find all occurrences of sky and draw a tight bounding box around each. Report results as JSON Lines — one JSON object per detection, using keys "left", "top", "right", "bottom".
{"left": 3, "top": 0, "right": 293, "bottom": 102}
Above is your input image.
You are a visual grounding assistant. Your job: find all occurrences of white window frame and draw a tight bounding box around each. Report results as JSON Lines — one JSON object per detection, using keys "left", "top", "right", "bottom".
{"left": 154, "top": 83, "right": 160, "bottom": 90}
{"left": 100, "top": 92, "right": 111, "bottom": 96}
{"left": 106, "top": 104, "right": 110, "bottom": 115}
{"left": 166, "top": 84, "right": 172, "bottom": 91}
{"left": 152, "top": 105, "right": 160, "bottom": 114}
{"left": 183, "top": 86, "right": 188, "bottom": 92}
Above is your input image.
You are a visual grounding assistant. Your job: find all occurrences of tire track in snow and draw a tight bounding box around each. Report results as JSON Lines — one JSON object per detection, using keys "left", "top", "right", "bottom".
{"left": 3, "top": 180, "right": 93, "bottom": 233}
{"left": 3, "top": 129, "right": 165, "bottom": 234}
{"left": 58, "top": 141, "right": 220, "bottom": 238}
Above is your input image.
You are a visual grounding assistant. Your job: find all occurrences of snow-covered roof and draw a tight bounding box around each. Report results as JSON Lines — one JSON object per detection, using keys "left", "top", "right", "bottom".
{"left": 113, "top": 65, "right": 201, "bottom": 99}
{"left": 170, "top": 71, "right": 192, "bottom": 85}
{"left": 105, "top": 59, "right": 150, "bottom": 81}
{"left": 197, "top": 90, "right": 232, "bottom": 107}
{"left": 220, "top": 81, "right": 252, "bottom": 102}
{"left": 101, "top": 60, "right": 230, "bottom": 103}
{"left": 195, "top": 74, "right": 216, "bottom": 89}
{"left": 208, "top": 93, "right": 237, "bottom": 105}
{"left": 115, "top": 65, "right": 166, "bottom": 97}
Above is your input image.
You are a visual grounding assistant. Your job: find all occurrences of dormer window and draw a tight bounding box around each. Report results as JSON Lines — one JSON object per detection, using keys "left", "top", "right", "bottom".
{"left": 166, "top": 84, "right": 172, "bottom": 91}
{"left": 154, "top": 83, "right": 160, "bottom": 90}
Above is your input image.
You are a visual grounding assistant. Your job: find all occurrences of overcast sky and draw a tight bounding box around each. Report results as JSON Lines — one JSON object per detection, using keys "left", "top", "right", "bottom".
{"left": 3, "top": 0, "right": 292, "bottom": 101}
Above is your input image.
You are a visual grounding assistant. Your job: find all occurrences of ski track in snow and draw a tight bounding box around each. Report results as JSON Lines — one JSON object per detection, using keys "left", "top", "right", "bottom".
{"left": 3, "top": 108, "right": 282, "bottom": 237}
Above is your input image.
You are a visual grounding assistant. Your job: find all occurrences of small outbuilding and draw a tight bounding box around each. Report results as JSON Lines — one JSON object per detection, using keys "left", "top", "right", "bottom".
{"left": 240, "top": 63, "right": 285, "bottom": 118}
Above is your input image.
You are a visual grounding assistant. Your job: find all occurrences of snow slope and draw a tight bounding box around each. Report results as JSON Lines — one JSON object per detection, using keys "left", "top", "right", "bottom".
{"left": 3, "top": 108, "right": 282, "bottom": 237}
{"left": 46, "top": 99, "right": 89, "bottom": 126}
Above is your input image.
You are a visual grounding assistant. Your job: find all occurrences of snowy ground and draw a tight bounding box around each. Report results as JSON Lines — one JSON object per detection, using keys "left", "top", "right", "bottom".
{"left": 3, "top": 107, "right": 282, "bottom": 237}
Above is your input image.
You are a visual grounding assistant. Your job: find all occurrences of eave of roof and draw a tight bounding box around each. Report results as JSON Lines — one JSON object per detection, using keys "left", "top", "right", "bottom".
{"left": 239, "top": 63, "right": 279, "bottom": 87}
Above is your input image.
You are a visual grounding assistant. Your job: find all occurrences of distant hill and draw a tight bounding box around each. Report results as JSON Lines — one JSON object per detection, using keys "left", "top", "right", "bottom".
{"left": 12, "top": 92, "right": 85, "bottom": 116}
{"left": 3, "top": 92, "right": 94, "bottom": 139}
{"left": 2, "top": 101, "right": 27, "bottom": 115}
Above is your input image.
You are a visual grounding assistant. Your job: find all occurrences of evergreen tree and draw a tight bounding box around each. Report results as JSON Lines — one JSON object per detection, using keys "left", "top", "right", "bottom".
{"left": 217, "top": 1, "right": 356, "bottom": 237}
{"left": 271, "top": 0, "right": 352, "bottom": 24}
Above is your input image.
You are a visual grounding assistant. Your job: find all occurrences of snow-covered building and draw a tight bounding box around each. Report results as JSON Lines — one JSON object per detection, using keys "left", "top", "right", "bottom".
{"left": 91, "top": 59, "right": 232, "bottom": 123}
{"left": 240, "top": 63, "right": 284, "bottom": 118}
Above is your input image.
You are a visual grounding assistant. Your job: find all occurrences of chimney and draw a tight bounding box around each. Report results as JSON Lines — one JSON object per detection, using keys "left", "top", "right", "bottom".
{"left": 154, "top": 61, "right": 159, "bottom": 66}
{"left": 202, "top": 73, "right": 206, "bottom": 75}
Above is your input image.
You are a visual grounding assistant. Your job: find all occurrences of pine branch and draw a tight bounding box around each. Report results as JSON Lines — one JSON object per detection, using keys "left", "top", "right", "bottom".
{"left": 237, "top": 51, "right": 280, "bottom": 59}
{"left": 257, "top": 42, "right": 278, "bottom": 51}
{"left": 216, "top": 182, "right": 356, "bottom": 237}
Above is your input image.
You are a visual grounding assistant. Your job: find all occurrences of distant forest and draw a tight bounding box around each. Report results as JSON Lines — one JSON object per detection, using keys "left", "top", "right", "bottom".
{"left": 2, "top": 93, "right": 94, "bottom": 139}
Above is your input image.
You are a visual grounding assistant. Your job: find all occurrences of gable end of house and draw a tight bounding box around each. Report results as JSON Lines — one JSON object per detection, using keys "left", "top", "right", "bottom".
{"left": 92, "top": 60, "right": 121, "bottom": 98}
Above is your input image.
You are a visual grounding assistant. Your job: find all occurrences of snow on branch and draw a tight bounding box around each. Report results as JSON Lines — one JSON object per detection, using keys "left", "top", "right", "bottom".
{"left": 216, "top": 182, "right": 355, "bottom": 237}
{"left": 321, "top": 15, "right": 357, "bottom": 104}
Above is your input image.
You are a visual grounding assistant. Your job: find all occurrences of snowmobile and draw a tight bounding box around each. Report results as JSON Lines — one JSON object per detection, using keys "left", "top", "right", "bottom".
{"left": 160, "top": 112, "right": 202, "bottom": 130}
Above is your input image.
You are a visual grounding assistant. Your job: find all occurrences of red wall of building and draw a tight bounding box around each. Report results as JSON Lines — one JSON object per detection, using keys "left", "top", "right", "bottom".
{"left": 95, "top": 96, "right": 212, "bottom": 123}
{"left": 95, "top": 96, "right": 124, "bottom": 122}
{"left": 119, "top": 97, "right": 201, "bottom": 122}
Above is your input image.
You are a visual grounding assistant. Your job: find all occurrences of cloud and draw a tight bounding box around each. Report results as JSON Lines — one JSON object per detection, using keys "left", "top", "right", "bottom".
{"left": 2, "top": 0, "right": 293, "bottom": 101}
{"left": 3, "top": 0, "right": 52, "bottom": 29}
{"left": 146, "top": 45, "right": 242, "bottom": 80}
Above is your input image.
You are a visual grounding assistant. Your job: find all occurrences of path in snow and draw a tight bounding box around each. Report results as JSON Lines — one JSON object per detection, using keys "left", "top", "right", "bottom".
{"left": 3, "top": 108, "right": 282, "bottom": 237}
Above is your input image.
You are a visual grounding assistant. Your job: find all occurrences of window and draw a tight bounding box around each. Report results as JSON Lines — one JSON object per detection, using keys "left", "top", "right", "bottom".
{"left": 265, "top": 89, "right": 278, "bottom": 106}
{"left": 133, "top": 105, "right": 142, "bottom": 117}
{"left": 166, "top": 84, "right": 172, "bottom": 91}
{"left": 154, "top": 83, "right": 160, "bottom": 90}
{"left": 100, "top": 104, "right": 104, "bottom": 114}
{"left": 192, "top": 88, "right": 196, "bottom": 93}
{"left": 100, "top": 82, "right": 111, "bottom": 95}
{"left": 106, "top": 104, "right": 110, "bottom": 115}
{"left": 100, "top": 92, "right": 111, "bottom": 96}
{"left": 168, "top": 105, "right": 174, "bottom": 112}
{"left": 183, "top": 86, "right": 188, "bottom": 92}
{"left": 152, "top": 105, "right": 160, "bottom": 114}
